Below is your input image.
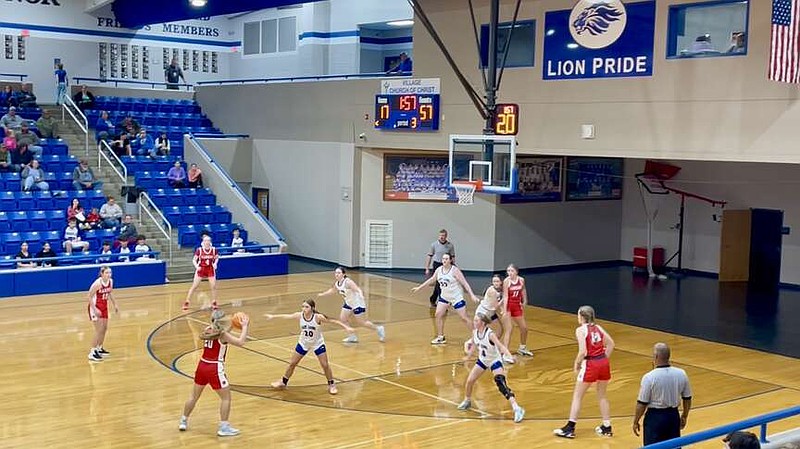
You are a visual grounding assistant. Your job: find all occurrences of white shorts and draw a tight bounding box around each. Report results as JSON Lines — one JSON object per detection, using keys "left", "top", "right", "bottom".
{"left": 475, "top": 304, "right": 499, "bottom": 321}
{"left": 64, "top": 240, "right": 89, "bottom": 249}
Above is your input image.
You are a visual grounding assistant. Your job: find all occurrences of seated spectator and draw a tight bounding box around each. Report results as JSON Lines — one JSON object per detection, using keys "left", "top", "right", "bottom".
{"left": 97, "top": 241, "right": 113, "bottom": 263}
{"left": 110, "top": 133, "right": 132, "bottom": 157}
{"left": 168, "top": 160, "right": 187, "bottom": 188}
{"left": 16, "top": 242, "right": 36, "bottom": 269}
{"left": 0, "top": 85, "right": 17, "bottom": 108}
{"left": 0, "top": 106, "right": 23, "bottom": 133}
{"left": 689, "top": 34, "right": 717, "bottom": 54}
{"left": 72, "top": 159, "right": 103, "bottom": 190}
{"left": 67, "top": 198, "right": 87, "bottom": 227}
{"left": 0, "top": 144, "right": 12, "bottom": 172}
{"left": 723, "top": 431, "right": 761, "bottom": 449}
{"left": 155, "top": 131, "right": 170, "bottom": 156}
{"left": 117, "top": 236, "right": 131, "bottom": 262}
{"left": 117, "top": 115, "right": 140, "bottom": 138}
{"left": 99, "top": 196, "right": 123, "bottom": 229}
{"left": 187, "top": 163, "right": 203, "bottom": 188}
{"left": 95, "top": 111, "right": 115, "bottom": 142}
{"left": 231, "top": 228, "right": 244, "bottom": 252}
{"left": 11, "top": 144, "right": 34, "bottom": 172}
{"left": 72, "top": 85, "right": 96, "bottom": 111}
{"left": 16, "top": 84, "right": 37, "bottom": 108}
{"left": 116, "top": 214, "right": 138, "bottom": 247}
{"left": 134, "top": 235, "right": 151, "bottom": 259}
{"left": 84, "top": 207, "right": 101, "bottom": 230}
{"left": 387, "top": 52, "right": 413, "bottom": 74}
{"left": 21, "top": 159, "right": 49, "bottom": 191}
{"left": 36, "top": 109, "right": 59, "bottom": 139}
{"left": 36, "top": 242, "right": 58, "bottom": 267}
{"left": 16, "top": 123, "right": 44, "bottom": 157}
{"left": 3, "top": 128, "right": 16, "bottom": 152}
{"left": 63, "top": 218, "right": 90, "bottom": 255}
{"left": 135, "top": 129, "right": 156, "bottom": 157}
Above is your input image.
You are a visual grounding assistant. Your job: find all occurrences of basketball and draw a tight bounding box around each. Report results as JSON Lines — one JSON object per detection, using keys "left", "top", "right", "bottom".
{"left": 231, "top": 312, "right": 248, "bottom": 330}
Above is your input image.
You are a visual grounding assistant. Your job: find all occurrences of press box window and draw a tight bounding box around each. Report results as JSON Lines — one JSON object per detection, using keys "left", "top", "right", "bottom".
{"left": 243, "top": 17, "right": 297, "bottom": 56}
{"left": 480, "top": 20, "right": 535, "bottom": 68}
{"left": 667, "top": 0, "right": 749, "bottom": 58}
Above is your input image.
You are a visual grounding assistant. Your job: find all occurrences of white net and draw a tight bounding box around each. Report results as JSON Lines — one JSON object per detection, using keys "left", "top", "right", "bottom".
{"left": 453, "top": 183, "right": 477, "bottom": 206}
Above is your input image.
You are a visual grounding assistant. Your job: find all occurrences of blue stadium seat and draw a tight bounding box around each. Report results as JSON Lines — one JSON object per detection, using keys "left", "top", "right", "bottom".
{"left": 178, "top": 225, "right": 197, "bottom": 246}
{"left": 196, "top": 205, "right": 213, "bottom": 223}
{"left": 0, "top": 254, "right": 15, "bottom": 269}
{"left": 196, "top": 188, "right": 216, "bottom": 205}
{"left": 46, "top": 210, "right": 65, "bottom": 229}
{"left": 57, "top": 172, "right": 73, "bottom": 190}
{"left": 10, "top": 211, "right": 29, "bottom": 231}
{"left": 98, "top": 229, "right": 116, "bottom": 245}
{"left": 51, "top": 191, "right": 70, "bottom": 210}
{"left": 211, "top": 223, "right": 232, "bottom": 244}
{"left": 82, "top": 229, "right": 99, "bottom": 249}
{"left": 133, "top": 98, "right": 147, "bottom": 113}
{"left": 3, "top": 232, "right": 21, "bottom": 253}
{"left": 212, "top": 205, "right": 232, "bottom": 224}
{"left": 161, "top": 99, "right": 177, "bottom": 113}
{"left": 0, "top": 191, "right": 15, "bottom": 211}
{"left": 43, "top": 230, "right": 60, "bottom": 247}
{"left": 149, "top": 188, "right": 167, "bottom": 206}
{"left": 165, "top": 206, "right": 182, "bottom": 225}
{"left": 29, "top": 210, "right": 48, "bottom": 231}
{"left": 22, "top": 231, "right": 42, "bottom": 253}
{"left": 71, "top": 190, "right": 88, "bottom": 203}
{"left": 16, "top": 191, "right": 34, "bottom": 210}
{"left": 34, "top": 191, "right": 54, "bottom": 209}
{"left": 147, "top": 99, "right": 163, "bottom": 113}
{"left": 0, "top": 212, "right": 10, "bottom": 232}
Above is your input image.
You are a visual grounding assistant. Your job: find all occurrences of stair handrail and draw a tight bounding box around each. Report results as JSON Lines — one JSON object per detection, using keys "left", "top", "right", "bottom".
{"left": 61, "top": 95, "right": 89, "bottom": 156}
{"left": 97, "top": 140, "right": 128, "bottom": 186}
{"left": 138, "top": 191, "right": 173, "bottom": 266}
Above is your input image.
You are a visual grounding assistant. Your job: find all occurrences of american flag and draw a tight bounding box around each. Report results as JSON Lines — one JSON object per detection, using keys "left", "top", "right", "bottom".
{"left": 770, "top": 0, "right": 800, "bottom": 83}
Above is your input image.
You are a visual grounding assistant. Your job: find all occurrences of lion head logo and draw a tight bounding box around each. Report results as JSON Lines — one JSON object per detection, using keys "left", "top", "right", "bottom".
{"left": 569, "top": 0, "right": 628, "bottom": 49}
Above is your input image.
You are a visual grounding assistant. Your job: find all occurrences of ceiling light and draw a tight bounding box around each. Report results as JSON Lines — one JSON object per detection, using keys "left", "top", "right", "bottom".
{"left": 387, "top": 20, "right": 414, "bottom": 27}
{"left": 190, "top": 0, "right": 207, "bottom": 7}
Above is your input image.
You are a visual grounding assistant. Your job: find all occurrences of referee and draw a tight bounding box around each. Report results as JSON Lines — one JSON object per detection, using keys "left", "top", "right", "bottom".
{"left": 424, "top": 229, "right": 455, "bottom": 307}
{"left": 633, "top": 342, "right": 692, "bottom": 446}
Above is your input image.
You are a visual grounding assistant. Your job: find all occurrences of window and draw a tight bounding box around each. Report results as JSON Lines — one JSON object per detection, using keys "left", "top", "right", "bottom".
{"left": 667, "top": 0, "right": 749, "bottom": 58}
{"left": 480, "top": 20, "right": 535, "bottom": 68}
{"left": 243, "top": 16, "right": 297, "bottom": 56}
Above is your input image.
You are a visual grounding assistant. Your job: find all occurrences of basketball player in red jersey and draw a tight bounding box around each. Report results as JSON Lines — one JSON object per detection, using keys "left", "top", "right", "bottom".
{"left": 554, "top": 305, "right": 615, "bottom": 439}
{"left": 87, "top": 266, "right": 118, "bottom": 361}
{"left": 183, "top": 235, "right": 219, "bottom": 310}
{"left": 501, "top": 264, "right": 533, "bottom": 359}
{"left": 179, "top": 309, "right": 249, "bottom": 437}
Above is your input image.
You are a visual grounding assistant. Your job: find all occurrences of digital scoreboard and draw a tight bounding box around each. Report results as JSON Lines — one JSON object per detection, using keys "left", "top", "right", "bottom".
{"left": 493, "top": 103, "right": 520, "bottom": 136}
{"left": 374, "top": 94, "right": 440, "bottom": 131}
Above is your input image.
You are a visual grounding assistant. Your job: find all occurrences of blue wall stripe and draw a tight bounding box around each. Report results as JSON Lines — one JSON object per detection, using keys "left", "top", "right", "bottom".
{"left": 0, "top": 21, "right": 240, "bottom": 48}
{"left": 298, "top": 30, "right": 360, "bottom": 40}
{"left": 359, "top": 36, "right": 413, "bottom": 45}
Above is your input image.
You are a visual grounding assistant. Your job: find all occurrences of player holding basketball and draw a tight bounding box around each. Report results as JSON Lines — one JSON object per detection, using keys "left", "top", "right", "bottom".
{"left": 265, "top": 299, "right": 354, "bottom": 395}
{"left": 87, "top": 266, "right": 118, "bottom": 361}
{"left": 411, "top": 253, "right": 480, "bottom": 345}
{"left": 554, "top": 305, "right": 615, "bottom": 439}
{"left": 179, "top": 309, "right": 249, "bottom": 437}
{"left": 458, "top": 313, "right": 525, "bottom": 423}
{"left": 318, "top": 267, "right": 385, "bottom": 343}
{"left": 502, "top": 264, "right": 533, "bottom": 358}
{"left": 183, "top": 235, "right": 219, "bottom": 311}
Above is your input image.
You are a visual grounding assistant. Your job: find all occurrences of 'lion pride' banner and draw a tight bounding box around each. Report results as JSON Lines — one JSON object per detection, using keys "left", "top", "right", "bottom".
{"left": 543, "top": 0, "right": 655, "bottom": 80}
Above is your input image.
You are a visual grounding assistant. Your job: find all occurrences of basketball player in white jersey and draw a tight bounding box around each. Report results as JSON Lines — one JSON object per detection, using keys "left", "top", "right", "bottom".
{"left": 318, "top": 267, "right": 385, "bottom": 343}
{"left": 458, "top": 313, "right": 525, "bottom": 423}
{"left": 411, "top": 253, "right": 480, "bottom": 345}
{"left": 472, "top": 274, "right": 514, "bottom": 363}
{"left": 265, "top": 299, "right": 354, "bottom": 395}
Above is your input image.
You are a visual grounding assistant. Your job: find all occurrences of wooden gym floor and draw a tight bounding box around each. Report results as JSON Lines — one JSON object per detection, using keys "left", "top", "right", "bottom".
{"left": 2, "top": 270, "right": 799, "bottom": 448}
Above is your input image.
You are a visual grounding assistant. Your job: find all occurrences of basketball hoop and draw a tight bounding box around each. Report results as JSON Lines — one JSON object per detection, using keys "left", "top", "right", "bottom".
{"left": 453, "top": 180, "right": 482, "bottom": 205}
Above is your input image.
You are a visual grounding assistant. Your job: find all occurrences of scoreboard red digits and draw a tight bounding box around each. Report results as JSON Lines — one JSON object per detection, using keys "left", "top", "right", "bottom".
{"left": 374, "top": 94, "right": 440, "bottom": 131}
{"left": 399, "top": 95, "right": 417, "bottom": 111}
{"left": 493, "top": 103, "right": 520, "bottom": 136}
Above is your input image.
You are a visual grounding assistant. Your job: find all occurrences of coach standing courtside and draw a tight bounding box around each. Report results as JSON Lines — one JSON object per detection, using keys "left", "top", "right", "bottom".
{"left": 424, "top": 229, "right": 455, "bottom": 307}
{"left": 633, "top": 343, "right": 692, "bottom": 446}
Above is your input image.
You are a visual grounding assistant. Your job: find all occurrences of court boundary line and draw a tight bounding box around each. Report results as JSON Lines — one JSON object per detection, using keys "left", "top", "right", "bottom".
{"left": 330, "top": 419, "right": 470, "bottom": 449}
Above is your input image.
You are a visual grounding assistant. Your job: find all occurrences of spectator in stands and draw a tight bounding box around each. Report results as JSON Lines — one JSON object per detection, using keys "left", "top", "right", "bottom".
{"left": 3, "top": 128, "right": 16, "bottom": 152}
{"left": 165, "top": 58, "right": 187, "bottom": 90}
{"left": 387, "top": 52, "right": 413, "bottom": 74}
{"left": 116, "top": 214, "right": 138, "bottom": 248}
{"left": 134, "top": 235, "right": 151, "bottom": 259}
{"left": 36, "top": 109, "right": 59, "bottom": 139}
{"left": 63, "top": 218, "right": 90, "bottom": 255}
{"left": 16, "top": 242, "right": 36, "bottom": 269}
{"left": 155, "top": 131, "right": 170, "bottom": 156}
{"left": 36, "top": 242, "right": 58, "bottom": 267}
{"left": 1, "top": 106, "right": 24, "bottom": 132}
{"left": 117, "top": 235, "right": 131, "bottom": 262}
{"left": 110, "top": 133, "right": 132, "bottom": 157}
{"left": 723, "top": 431, "right": 761, "bottom": 449}
{"left": 168, "top": 160, "right": 187, "bottom": 188}
{"left": 72, "top": 85, "right": 96, "bottom": 111}
{"left": 99, "top": 196, "right": 123, "bottom": 229}
{"left": 67, "top": 198, "right": 87, "bottom": 227}
{"left": 136, "top": 129, "right": 156, "bottom": 157}
{"left": 72, "top": 159, "right": 103, "bottom": 190}
{"left": 231, "top": 228, "right": 244, "bottom": 252}
{"left": 11, "top": 144, "right": 34, "bottom": 172}
{"left": 54, "top": 63, "right": 68, "bottom": 106}
{"left": 97, "top": 241, "right": 113, "bottom": 263}
{"left": 117, "top": 114, "right": 140, "bottom": 138}
{"left": 16, "top": 84, "right": 37, "bottom": 108}
{"left": 21, "top": 159, "right": 49, "bottom": 191}
{"left": 0, "top": 85, "right": 16, "bottom": 108}
{"left": 95, "top": 111, "right": 115, "bottom": 142}
{"left": 0, "top": 144, "right": 12, "bottom": 172}
{"left": 16, "top": 123, "right": 44, "bottom": 157}
{"left": 187, "top": 163, "right": 203, "bottom": 188}
{"left": 84, "top": 207, "right": 101, "bottom": 230}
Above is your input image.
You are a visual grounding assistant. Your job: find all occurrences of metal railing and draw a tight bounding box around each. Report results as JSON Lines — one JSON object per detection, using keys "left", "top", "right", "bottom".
{"left": 61, "top": 95, "right": 89, "bottom": 156}
{"left": 195, "top": 71, "right": 412, "bottom": 86}
{"left": 0, "top": 73, "right": 27, "bottom": 82}
{"left": 73, "top": 77, "right": 194, "bottom": 91}
{"left": 97, "top": 140, "right": 128, "bottom": 186}
{"left": 187, "top": 134, "right": 286, "bottom": 245}
{"left": 5, "top": 251, "right": 162, "bottom": 267}
{"left": 642, "top": 405, "right": 800, "bottom": 448}
{"left": 138, "top": 191, "right": 173, "bottom": 266}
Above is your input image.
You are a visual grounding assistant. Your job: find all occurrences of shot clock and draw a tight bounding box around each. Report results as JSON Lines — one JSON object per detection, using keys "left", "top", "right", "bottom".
{"left": 374, "top": 94, "right": 440, "bottom": 131}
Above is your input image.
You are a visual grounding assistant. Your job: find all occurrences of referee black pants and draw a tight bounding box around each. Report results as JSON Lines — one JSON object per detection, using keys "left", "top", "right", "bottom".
{"left": 429, "top": 261, "right": 442, "bottom": 304}
{"left": 643, "top": 407, "right": 681, "bottom": 446}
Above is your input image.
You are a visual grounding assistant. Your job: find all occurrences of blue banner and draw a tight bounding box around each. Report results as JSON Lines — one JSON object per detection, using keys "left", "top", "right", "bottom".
{"left": 543, "top": 0, "right": 655, "bottom": 80}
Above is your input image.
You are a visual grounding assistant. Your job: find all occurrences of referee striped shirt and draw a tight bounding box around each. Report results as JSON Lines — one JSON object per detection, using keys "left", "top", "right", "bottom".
{"left": 637, "top": 365, "right": 692, "bottom": 409}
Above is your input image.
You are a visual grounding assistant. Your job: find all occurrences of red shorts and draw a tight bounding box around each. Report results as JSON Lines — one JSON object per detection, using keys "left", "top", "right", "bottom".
{"left": 506, "top": 299, "right": 524, "bottom": 318}
{"left": 194, "top": 361, "right": 229, "bottom": 390}
{"left": 88, "top": 302, "right": 108, "bottom": 320}
{"left": 196, "top": 265, "right": 216, "bottom": 279}
{"left": 578, "top": 357, "right": 611, "bottom": 383}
